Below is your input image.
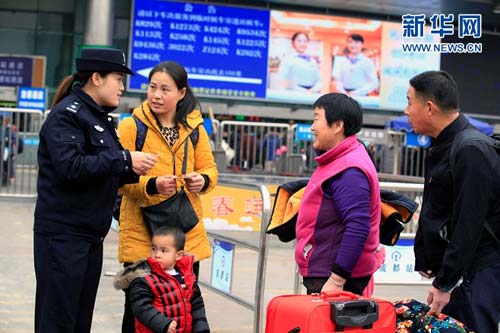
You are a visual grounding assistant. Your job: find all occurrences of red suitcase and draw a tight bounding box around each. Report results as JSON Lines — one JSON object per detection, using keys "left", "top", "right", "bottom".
{"left": 265, "top": 291, "right": 396, "bottom": 333}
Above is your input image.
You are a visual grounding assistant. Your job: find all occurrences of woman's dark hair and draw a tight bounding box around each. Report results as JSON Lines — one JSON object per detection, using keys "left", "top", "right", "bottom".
{"left": 349, "top": 33, "right": 364, "bottom": 43}
{"left": 148, "top": 61, "right": 200, "bottom": 129}
{"left": 409, "top": 70, "right": 459, "bottom": 112}
{"left": 153, "top": 226, "right": 186, "bottom": 251}
{"left": 312, "top": 93, "right": 363, "bottom": 137}
{"left": 291, "top": 32, "right": 309, "bottom": 42}
{"left": 51, "top": 71, "right": 110, "bottom": 108}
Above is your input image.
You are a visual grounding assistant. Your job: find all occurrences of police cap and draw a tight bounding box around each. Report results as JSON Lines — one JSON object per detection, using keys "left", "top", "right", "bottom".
{"left": 76, "top": 48, "right": 135, "bottom": 76}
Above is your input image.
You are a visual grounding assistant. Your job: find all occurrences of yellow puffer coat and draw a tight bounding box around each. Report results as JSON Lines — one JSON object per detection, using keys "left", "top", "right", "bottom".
{"left": 117, "top": 101, "right": 218, "bottom": 263}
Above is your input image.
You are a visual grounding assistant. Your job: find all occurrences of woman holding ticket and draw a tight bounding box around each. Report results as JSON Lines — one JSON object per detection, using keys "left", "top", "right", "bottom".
{"left": 116, "top": 61, "right": 218, "bottom": 333}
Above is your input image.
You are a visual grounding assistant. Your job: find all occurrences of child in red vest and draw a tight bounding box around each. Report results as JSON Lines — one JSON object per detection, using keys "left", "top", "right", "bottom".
{"left": 114, "top": 226, "right": 210, "bottom": 333}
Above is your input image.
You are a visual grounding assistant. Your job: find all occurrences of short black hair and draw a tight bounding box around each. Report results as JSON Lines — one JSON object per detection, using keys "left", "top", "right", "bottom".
{"left": 409, "top": 70, "right": 459, "bottom": 112}
{"left": 291, "top": 31, "right": 309, "bottom": 42}
{"left": 349, "top": 33, "right": 364, "bottom": 43}
{"left": 312, "top": 93, "right": 363, "bottom": 137}
{"left": 153, "top": 226, "right": 186, "bottom": 251}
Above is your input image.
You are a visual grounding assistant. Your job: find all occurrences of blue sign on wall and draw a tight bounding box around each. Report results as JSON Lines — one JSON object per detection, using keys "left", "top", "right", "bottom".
{"left": 17, "top": 86, "right": 46, "bottom": 111}
{"left": 295, "top": 123, "right": 313, "bottom": 141}
{"left": 405, "top": 132, "right": 430, "bottom": 147}
{"left": 0, "top": 57, "right": 34, "bottom": 87}
{"left": 129, "top": 0, "right": 270, "bottom": 99}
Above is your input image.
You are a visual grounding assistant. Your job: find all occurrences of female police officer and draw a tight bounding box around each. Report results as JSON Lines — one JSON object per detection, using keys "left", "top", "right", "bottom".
{"left": 33, "top": 48, "right": 157, "bottom": 333}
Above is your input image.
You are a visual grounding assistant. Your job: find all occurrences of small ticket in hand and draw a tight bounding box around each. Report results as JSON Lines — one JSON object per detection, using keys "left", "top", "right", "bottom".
{"left": 173, "top": 175, "right": 191, "bottom": 179}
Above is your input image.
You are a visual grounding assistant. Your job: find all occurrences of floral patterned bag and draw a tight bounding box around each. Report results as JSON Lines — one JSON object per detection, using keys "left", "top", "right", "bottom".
{"left": 395, "top": 299, "right": 475, "bottom": 333}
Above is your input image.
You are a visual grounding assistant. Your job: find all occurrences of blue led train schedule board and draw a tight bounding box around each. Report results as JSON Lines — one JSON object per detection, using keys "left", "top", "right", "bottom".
{"left": 129, "top": 0, "right": 270, "bottom": 99}
{"left": 128, "top": 0, "right": 442, "bottom": 110}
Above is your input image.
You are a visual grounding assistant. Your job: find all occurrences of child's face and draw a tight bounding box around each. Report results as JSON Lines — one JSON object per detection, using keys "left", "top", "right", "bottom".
{"left": 151, "top": 234, "right": 183, "bottom": 271}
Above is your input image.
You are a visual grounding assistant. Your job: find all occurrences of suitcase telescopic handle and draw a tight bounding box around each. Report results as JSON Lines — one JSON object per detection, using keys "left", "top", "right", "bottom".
{"left": 330, "top": 300, "right": 379, "bottom": 331}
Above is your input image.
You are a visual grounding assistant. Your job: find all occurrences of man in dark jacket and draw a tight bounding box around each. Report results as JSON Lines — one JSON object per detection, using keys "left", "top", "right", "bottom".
{"left": 405, "top": 70, "right": 500, "bottom": 333}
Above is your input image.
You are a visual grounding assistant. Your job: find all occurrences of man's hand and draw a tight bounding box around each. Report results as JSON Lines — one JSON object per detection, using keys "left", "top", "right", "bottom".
{"left": 130, "top": 152, "right": 157, "bottom": 175}
{"left": 426, "top": 285, "right": 450, "bottom": 316}
{"left": 418, "top": 270, "right": 435, "bottom": 279}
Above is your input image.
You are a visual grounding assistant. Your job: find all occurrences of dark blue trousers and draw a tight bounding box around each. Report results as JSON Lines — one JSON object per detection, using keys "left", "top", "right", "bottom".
{"left": 443, "top": 261, "right": 500, "bottom": 333}
{"left": 34, "top": 232, "right": 103, "bottom": 333}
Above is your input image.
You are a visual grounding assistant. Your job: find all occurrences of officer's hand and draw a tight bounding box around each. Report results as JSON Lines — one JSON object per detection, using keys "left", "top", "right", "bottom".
{"left": 426, "top": 285, "right": 450, "bottom": 316}
{"left": 183, "top": 172, "right": 205, "bottom": 193}
{"left": 167, "top": 320, "right": 177, "bottom": 333}
{"left": 130, "top": 152, "right": 157, "bottom": 175}
{"left": 156, "top": 176, "right": 177, "bottom": 196}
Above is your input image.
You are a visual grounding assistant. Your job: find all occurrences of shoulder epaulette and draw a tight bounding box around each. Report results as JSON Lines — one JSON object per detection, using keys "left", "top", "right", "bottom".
{"left": 65, "top": 100, "right": 82, "bottom": 113}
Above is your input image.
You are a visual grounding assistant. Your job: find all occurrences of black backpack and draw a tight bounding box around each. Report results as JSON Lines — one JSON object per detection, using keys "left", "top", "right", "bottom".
{"left": 112, "top": 115, "right": 199, "bottom": 221}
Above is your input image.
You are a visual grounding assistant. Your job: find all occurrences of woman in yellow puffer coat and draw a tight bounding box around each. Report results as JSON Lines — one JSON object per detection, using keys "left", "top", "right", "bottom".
{"left": 117, "top": 61, "right": 218, "bottom": 333}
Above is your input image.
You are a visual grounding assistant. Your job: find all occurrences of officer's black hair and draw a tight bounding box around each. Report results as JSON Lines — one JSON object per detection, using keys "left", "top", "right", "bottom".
{"left": 51, "top": 71, "right": 110, "bottom": 108}
{"left": 148, "top": 61, "right": 201, "bottom": 130}
{"left": 153, "top": 226, "right": 186, "bottom": 251}
{"left": 409, "top": 70, "right": 459, "bottom": 113}
{"left": 312, "top": 93, "right": 363, "bottom": 137}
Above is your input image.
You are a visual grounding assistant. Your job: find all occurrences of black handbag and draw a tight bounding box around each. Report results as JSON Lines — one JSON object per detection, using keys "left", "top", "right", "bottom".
{"left": 141, "top": 188, "right": 198, "bottom": 235}
{"left": 140, "top": 138, "right": 199, "bottom": 236}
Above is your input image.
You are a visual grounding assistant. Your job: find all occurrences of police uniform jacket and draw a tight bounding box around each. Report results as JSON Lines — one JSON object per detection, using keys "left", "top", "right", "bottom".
{"left": 34, "top": 85, "right": 138, "bottom": 241}
{"left": 414, "top": 113, "right": 500, "bottom": 292}
{"left": 117, "top": 102, "right": 218, "bottom": 263}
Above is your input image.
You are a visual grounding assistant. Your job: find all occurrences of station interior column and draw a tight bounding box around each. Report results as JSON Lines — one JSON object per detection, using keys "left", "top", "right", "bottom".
{"left": 83, "top": 0, "right": 113, "bottom": 46}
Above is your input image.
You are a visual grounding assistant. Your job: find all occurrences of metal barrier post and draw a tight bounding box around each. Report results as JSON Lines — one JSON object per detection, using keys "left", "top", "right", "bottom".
{"left": 217, "top": 120, "right": 291, "bottom": 171}
{"left": 388, "top": 131, "right": 404, "bottom": 175}
{"left": 198, "top": 176, "right": 272, "bottom": 333}
{"left": 0, "top": 107, "right": 44, "bottom": 198}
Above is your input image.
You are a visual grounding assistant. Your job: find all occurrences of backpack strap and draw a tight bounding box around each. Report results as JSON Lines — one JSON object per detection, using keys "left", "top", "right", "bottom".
{"left": 450, "top": 129, "right": 486, "bottom": 166}
{"left": 189, "top": 125, "right": 199, "bottom": 149}
{"left": 132, "top": 114, "right": 199, "bottom": 175}
{"left": 181, "top": 126, "right": 200, "bottom": 173}
{"left": 133, "top": 106, "right": 199, "bottom": 152}
{"left": 132, "top": 114, "right": 148, "bottom": 151}
{"left": 449, "top": 128, "right": 500, "bottom": 245}
{"left": 450, "top": 128, "right": 500, "bottom": 164}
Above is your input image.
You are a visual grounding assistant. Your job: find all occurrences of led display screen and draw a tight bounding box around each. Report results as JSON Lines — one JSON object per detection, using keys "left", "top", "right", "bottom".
{"left": 128, "top": 0, "right": 441, "bottom": 110}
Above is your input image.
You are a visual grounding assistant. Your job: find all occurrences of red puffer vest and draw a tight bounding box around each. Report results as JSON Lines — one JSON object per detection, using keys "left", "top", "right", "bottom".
{"left": 135, "top": 256, "right": 196, "bottom": 333}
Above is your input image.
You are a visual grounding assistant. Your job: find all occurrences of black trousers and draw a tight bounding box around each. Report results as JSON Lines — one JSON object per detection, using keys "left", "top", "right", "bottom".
{"left": 34, "top": 232, "right": 103, "bottom": 333}
{"left": 121, "top": 261, "right": 200, "bottom": 333}
{"left": 303, "top": 275, "right": 371, "bottom": 295}
{"left": 443, "top": 261, "right": 500, "bottom": 333}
